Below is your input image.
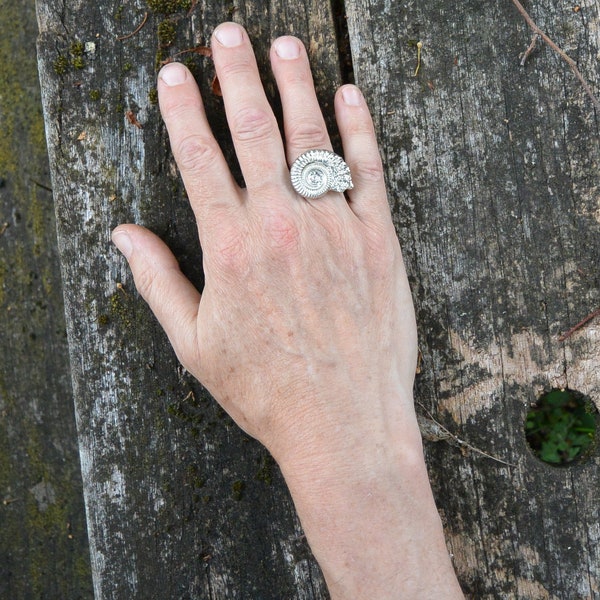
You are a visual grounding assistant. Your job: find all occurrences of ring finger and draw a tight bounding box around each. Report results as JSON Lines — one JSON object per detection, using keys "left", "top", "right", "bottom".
{"left": 271, "top": 38, "right": 354, "bottom": 211}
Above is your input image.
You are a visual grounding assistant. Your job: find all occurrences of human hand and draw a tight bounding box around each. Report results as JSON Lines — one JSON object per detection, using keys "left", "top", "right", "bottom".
{"left": 112, "top": 22, "right": 418, "bottom": 462}
{"left": 112, "top": 22, "right": 462, "bottom": 599}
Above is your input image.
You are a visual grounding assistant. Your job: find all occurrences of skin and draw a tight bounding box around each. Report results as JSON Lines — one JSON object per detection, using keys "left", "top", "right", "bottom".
{"left": 112, "top": 22, "right": 464, "bottom": 599}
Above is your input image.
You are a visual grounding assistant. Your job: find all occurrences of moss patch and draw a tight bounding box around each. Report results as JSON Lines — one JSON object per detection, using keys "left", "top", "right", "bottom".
{"left": 147, "top": 0, "right": 192, "bottom": 15}
{"left": 157, "top": 20, "right": 177, "bottom": 47}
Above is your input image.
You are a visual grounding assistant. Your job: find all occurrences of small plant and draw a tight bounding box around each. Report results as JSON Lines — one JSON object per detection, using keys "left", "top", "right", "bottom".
{"left": 157, "top": 20, "right": 177, "bottom": 47}
{"left": 526, "top": 389, "right": 596, "bottom": 465}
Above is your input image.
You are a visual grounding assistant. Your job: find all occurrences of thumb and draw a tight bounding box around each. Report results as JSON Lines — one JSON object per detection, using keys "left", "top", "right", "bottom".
{"left": 112, "top": 224, "right": 201, "bottom": 370}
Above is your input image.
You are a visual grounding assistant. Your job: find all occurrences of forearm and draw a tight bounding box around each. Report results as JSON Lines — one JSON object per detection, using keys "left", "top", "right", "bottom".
{"left": 276, "top": 411, "right": 464, "bottom": 599}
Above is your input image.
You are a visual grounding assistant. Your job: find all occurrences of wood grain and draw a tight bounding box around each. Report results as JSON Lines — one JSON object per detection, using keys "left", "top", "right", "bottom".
{"left": 346, "top": 0, "right": 600, "bottom": 597}
{"left": 35, "top": 0, "right": 600, "bottom": 597}
{"left": 36, "top": 0, "right": 341, "bottom": 597}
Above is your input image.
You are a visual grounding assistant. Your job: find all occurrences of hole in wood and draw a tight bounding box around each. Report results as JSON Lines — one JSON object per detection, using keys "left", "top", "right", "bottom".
{"left": 525, "top": 389, "right": 597, "bottom": 465}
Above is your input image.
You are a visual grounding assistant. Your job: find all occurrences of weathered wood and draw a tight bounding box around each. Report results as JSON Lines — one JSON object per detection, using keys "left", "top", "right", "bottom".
{"left": 36, "top": 0, "right": 340, "bottom": 597}
{"left": 0, "top": 1, "right": 91, "bottom": 597}
{"left": 346, "top": 0, "right": 600, "bottom": 597}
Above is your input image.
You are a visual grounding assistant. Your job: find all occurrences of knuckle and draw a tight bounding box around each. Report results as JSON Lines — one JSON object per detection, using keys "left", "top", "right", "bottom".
{"left": 320, "top": 214, "right": 347, "bottom": 249}
{"left": 230, "top": 107, "right": 277, "bottom": 144}
{"left": 218, "top": 56, "right": 256, "bottom": 81}
{"left": 287, "top": 121, "right": 330, "bottom": 151}
{"left": 353, "top": 158, "right": 384, "bottom": 183}
{"left": 261, "top": 209, "right": 301, "bottom": 252}
{"left": 345, "top": 115, "right": 376, "bottom": 137}
{"left": 161, "top": 94, "right": 199, "bottom": 122}
{"left": 210, "top": 225, "right": 249, "bottom": 273}
{"left": 281, "top": 66, "right": 311, "bottom": 86}
{"left": 174, "top": 134, "right": 220, "bottom": 174}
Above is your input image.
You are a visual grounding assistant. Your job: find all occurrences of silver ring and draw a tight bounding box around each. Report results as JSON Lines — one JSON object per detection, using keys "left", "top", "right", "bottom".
{"left": 290, "top": 150, "right": 354, "bottom": 199}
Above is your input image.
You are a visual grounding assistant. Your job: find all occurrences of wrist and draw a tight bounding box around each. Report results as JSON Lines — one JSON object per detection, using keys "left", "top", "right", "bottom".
{"left": 271, "top": 409, "right": 463, "bottom": 599}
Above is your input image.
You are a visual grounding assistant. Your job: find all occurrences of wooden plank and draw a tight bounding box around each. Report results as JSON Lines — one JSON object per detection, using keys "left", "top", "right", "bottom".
{"left": 346, "top": 0, "right": 600, "bottom": 597}
{"left": 0, "top": 1, "right": 92, "bottom": 597}
{"left": 36, "top": 0, "right": 341, "bottom": 596}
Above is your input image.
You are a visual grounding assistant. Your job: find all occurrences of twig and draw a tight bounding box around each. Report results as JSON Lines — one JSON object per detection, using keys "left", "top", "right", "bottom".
{"left": 187, "top": 0, "right": 199, "bottom": 17}
{"left": 417, "top": 402, "right": 517, "bottom": 467}
{"left": 414, "top": 41, "right": 423, "bottom": 77}
{"left": 30, "top": 178, "right": 53, "bottom": 192}
{"left": 510, "top": 0, "right": 600, "bottom": 112}
{"left": 173, "top": 45, "right": 212, "bottom": 59}
{"left": 558, "top": 307, "right": 600, "bottom": 341}
{"left": 2, "top": 497, "right": 20, "bottom": 505}
{"left": 520, "top": 33, "right": 539, "bottom": 66}
{"left": 116, "top": 282, "right": 129, "bottom": 296}
{"left": 117, "top": 12, "right": 148, "bottom": 41}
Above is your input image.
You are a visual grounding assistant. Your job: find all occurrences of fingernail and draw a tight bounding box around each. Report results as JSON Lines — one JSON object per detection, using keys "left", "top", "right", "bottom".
{"left": 274, "top": 37, "right": 301, "bottom": 60}
{"left": 112, "top": 230, "right": 133, "bottom": 259}
{"left": 214, "top": 23, "right": 243, "bottom": 47}
{"left": 159, "top": 62, "right": 188, "bottom": 86}
{"left": 342, "top": 85, "right": 363, "bottom": 106}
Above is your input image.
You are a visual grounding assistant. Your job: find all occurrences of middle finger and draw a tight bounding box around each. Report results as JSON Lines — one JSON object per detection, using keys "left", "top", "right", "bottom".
{"left": 270, "top": 36, "right": 333, "bottom": 165}
{"left": 212, "top": 23, "right": 289, "bottom": 198}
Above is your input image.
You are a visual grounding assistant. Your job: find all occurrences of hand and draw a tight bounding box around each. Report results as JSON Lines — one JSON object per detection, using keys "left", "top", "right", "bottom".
{"left": 112, "top": 22, "right": 462, "bottom": 599}
{"left": 113, "top": 22, "right": 417, "bottom": 460}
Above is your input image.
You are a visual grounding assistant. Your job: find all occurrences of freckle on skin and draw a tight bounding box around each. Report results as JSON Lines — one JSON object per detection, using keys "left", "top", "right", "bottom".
{"left": 287, "top": 331, "right": 294, "bottom": 337}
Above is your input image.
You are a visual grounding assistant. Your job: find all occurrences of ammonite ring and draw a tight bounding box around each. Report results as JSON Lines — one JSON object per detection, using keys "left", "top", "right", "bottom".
{"left": 290, "top": 149, "right": 354, "bottom": 199}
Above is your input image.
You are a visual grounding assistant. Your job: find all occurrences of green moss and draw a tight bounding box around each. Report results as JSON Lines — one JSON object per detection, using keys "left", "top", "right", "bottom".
{"left": 53, "top": 55, "right": 69, "bottom": 75}
{"left": 231, "top": 480, "right": 245, "bottom": 501}
{"left": 97, "top": 313, "right": 109, "bottom": 326}
{"left": 23, "top": 430, "right": 90, "bottom": 595}
{"left": 158, "top": 20, "right": 177, "bottom": 47}
{"left": 226, "top": 4, "right": 237, "bottom": 20}
{"left": 69, "top": 40, "right": 85, "bottom": 69}
{"left": 109, "top": 291, "right": 133, "bottom": 328}
{"left": 147, "top": 0, "right": 191, "bottom": 15}
{"left": 148, "top": 88, "right": 159, "bottom": 104}
{"left": 89, "top": 89, "right": 101, "bottom": 101}
{"left": 167, "top": 390, "right": 204, "bottom": 432}
{"left": 114, "top": 5, "right": 124, "bottom": 20}
{"left": 155, "top": 49, "right": 164, "bottom": 71}
{"left": 182, "top": 55, "right": 199, "bottom": 77}
{"left": 123, "top": 62, "right": 133, "bottom": 73}
{"left": 70, "top": 40, "right": 84, "bottom": 56}
{"left": 186, "top": 465, "right": 206, "bottom": 489}
{"left": 255, "top": 454, "right": 274, "bottom": 485}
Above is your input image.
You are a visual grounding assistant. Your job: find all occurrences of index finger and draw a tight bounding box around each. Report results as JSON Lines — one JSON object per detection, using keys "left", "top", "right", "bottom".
{"left": 158, "top": 61, "right": 241, "bottom": 227}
